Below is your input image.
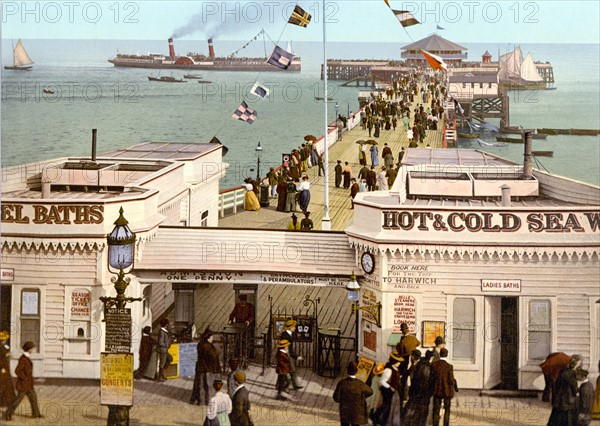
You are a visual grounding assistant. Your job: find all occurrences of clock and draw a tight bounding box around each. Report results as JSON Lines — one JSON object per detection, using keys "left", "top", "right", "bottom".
{"left": 361, "top": 252, "right": 375, "bottom": 274}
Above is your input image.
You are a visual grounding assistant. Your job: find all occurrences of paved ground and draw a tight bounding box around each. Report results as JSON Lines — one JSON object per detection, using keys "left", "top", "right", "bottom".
{"left": 2, "top": 361, "right": 586, "bottom": 426}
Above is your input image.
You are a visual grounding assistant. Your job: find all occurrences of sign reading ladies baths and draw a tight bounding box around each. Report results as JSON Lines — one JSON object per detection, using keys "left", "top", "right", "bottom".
{"left": 382, "top": 210, "right": 600, "bottom": 234}
{"left": 1, "top": 203, "right": 103, "bottom": 224}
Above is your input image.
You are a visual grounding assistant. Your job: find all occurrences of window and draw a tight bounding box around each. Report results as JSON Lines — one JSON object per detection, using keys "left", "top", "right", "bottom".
{"left": 200, "top": 210, "right": 209, "bottom": 227}
{"left": 452, "top": 298, "right": 476, "bottom": 360}
{"left": 471, "top": 83, "right": 475, "bottom": 89}
{"left": 488, "top": 83, "right": 493, "bottom": 89}
{"left": 142, "top": 286, "right": 152, "bottom": 318}
{"left": 20, "top": 289, "right": 40, "bottom": 352}
{"left": 462, "top": 83, "right": 466, "bottom": 89}
{"left": 174, "top": 290, "right": 194, "bottom": 324}
{"left": 528, "top": 299, "right": 551, "bottom": 360}
{"left": 479, "top": 83, "right": 483, "bottom": 89}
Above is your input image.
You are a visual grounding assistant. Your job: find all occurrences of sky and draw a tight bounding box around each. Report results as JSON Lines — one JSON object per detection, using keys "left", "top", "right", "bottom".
{"left": 2, "top": 0, "right": 599, "bottom": 44}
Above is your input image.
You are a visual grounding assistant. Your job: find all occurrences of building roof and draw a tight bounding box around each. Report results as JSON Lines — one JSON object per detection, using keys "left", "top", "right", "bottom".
{"left": 482, "top": 50, "right": 492, "bottom": 57}
{"left": 401, "top": 148, "right": 511, "bottom": 167}
{"left": 401, "top": 34, "right": 467, "bottom": 52}
{"left": 101, "top": 142, "right": 220, "bottom": 161}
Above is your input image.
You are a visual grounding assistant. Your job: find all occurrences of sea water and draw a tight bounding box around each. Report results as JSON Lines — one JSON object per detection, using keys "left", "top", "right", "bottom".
{"left": 1, "top": 39, "right": 599, "bottom": 188}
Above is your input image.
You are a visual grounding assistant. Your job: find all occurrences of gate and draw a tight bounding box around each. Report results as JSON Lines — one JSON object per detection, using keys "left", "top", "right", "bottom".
{"left": 266, "top": 294, "right": 320, "bottom": 371}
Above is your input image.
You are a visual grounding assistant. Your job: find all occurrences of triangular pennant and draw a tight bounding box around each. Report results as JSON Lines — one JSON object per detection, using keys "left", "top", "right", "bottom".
{"left": 420, "top": 49, "right": 447, "bottom": 71}
{"left": 288, "top": 5, "right": 312, "bottom": 27}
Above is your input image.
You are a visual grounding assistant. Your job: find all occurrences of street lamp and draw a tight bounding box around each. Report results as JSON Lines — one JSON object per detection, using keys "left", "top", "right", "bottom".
{"left": 346, "top": 273, "right": 382, "bottom": 359}
{"left": 255, "top": 141, "right": 263, "bottom": 182}
{"left": 335, "top": 102, "right": 340, "bottom": 141}
{"left": 100, "top": 207, "right": 141, "bottom": 426}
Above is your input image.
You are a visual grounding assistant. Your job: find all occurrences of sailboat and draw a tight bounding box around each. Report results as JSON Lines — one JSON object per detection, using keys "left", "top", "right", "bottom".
{"left": 498, "top": 47, "right": 546, "bottom": 90}
{"left": 4, "top": 39, "right": 34, "bottom": 71}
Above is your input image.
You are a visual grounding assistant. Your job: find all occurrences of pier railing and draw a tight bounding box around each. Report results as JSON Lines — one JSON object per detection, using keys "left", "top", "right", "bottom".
{"left": 218, "top": 186, "right": 246, "bottom": 218}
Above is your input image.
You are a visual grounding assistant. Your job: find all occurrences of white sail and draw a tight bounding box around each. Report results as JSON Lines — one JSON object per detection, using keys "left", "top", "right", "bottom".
{"left": 498, "top": 47, "right": 523, "bottom": 80}
{"left": 520, "top": 53, "right": 543, "bottom": 82}
{"left": 13, "top": 39, "right": 33, "bottom": 67}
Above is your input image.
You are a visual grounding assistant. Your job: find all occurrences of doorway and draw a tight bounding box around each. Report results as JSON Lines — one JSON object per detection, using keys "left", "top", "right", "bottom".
{"left": 483, "top": 296, "right": 519, "bottom": 389}
{"left": 0, "top": 285, "right": 10, "bottom": 333}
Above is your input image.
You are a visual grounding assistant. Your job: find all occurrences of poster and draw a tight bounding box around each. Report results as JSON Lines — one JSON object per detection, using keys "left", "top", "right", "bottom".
{"left": 422, "top": 321, "right": 445, "bottom": 348}
{"left": 361, "top": 289, "right": 379, "bottom": 325}
{"left": 178, "top": 342, "right": 197, "bottom": 378}
{"left": 392, "top": 295, "right": 416, "bottom": 333}
{"left": 355, "top": 357, "right": 375, "bottom": 383}
{"left": 104, "top": 308, "right": 132, "bottom": 353}
{"left": 100, "top": 353, "right": 134, "bottom": 406}
{"left": 70, "top": 289, "right": 91, "bottom": 319}
{"left": 165, "top": 344, "right": 179, "bottom": 378}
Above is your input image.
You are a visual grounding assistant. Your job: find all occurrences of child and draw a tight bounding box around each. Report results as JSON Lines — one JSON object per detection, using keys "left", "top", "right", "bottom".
{"left": 578, "top": 369, "right": 594, "bottom": 426}
{"left": 226, "top": 358, "right": 240, "bottom": 397}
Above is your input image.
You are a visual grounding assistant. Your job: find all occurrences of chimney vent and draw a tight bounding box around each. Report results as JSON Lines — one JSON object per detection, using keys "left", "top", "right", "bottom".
{"left": 168, "top": 38, "right": 176, "bottom": 59}
{"left": 501, "top": 184, "right": 511, "bottom": 207}
{"left": 91, "top": 129, "right": 97, "bottom": 162}
{"left": 208, "top": 38, "right": 215, "bottom": 58}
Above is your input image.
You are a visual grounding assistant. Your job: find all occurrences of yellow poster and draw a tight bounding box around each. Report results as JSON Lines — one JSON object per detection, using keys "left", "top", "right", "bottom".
{"left": 422, "top": 321, "right": 445, "bottom": 348}
{"left": 100, "top": 353, "right": 134, "bottom": 406}
{"left": 355, "top": 357, "right": 375, "bottom": 383}
{"left": 165, "top": 343, "right": 179, "bottom": 379}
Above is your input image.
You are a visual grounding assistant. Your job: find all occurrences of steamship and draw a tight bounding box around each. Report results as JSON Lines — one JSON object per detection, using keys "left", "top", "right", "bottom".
{"left": 108, "top": 38, "right": 301, "bottom": 72}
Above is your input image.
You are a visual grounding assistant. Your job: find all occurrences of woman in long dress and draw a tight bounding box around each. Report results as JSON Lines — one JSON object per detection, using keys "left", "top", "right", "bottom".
{"left": 592, "top": 360, "right": 600, "bottom": 419}
{"left": 276, "top": 177, "right": 287, "bottom": 212}
{"left": 206, "top": 379, "right": 232, "bottom": 426}
{"left": 547, "top": 355, "right": 582, "bottom": 426}
{"left": 377, "top": 167, "right": 389, "bottom": 191}
{"left": 370, "top": 145, "right": 379, "bottom": 167}
{"left": 297, "top": 176, "right": 311, "bottom": 212}
{"left": 0, "top": 331, "right": 15, "bottom": 407}
{"left": 243, "top": 180, "right": 260, "bottom": 211}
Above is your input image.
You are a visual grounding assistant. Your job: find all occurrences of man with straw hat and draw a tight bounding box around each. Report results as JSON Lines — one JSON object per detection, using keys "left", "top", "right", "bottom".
{"left": 373, "top": 352, "right": 403, "bottom": 426}
{"left": 275, "top": 340, "right": 291, "bottom": 401}
{"left": 279, "top": 319, "right": 303, "bottom": 390}
{"left": 229, "top": 371, "right": 251, "bottom": 426}
{"left": 0, "top": 331, "right": 15, "bottom": 407}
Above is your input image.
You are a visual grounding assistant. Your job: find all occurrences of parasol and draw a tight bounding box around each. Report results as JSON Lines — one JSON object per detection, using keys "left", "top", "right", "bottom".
{"left": 304, "top": 135, "right": 317, "bottom": 142}
{"left": 366, "top": 140, "right": 378, "bottom": 145}
{"left": 356, "top": 140, "right": 367, "bottom": 145}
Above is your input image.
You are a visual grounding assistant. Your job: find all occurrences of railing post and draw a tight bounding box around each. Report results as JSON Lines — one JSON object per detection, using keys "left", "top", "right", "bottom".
{"left": 219, "top": 193, "right": 225, "bottom": 218}
{"left": 233, "top": 191, "right": 238, "bottom": 214}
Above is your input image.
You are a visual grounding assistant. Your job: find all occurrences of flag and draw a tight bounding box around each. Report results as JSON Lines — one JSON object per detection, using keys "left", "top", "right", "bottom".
{"left": 384, "top": 0, "right": 390, "bottom": 7}
{"left": 288, "top": 5, "right": 311, "bottom": 27}
{"left": 393, "top": 10, "right": 420, "bottom": 27}
{"left": 267, "top": 45, "right": 295, "bottom": 70}
{"left": 437, "top": 25, "right": 445, "bottom": 30}
{"left": 420, "top": 49, "right": 447, "bottom": 71}
{"left": 250, "top": 82, "right": 270, "bottom": 98}
{"left": 231, "top": 101, "right": 257, "bottom": 124}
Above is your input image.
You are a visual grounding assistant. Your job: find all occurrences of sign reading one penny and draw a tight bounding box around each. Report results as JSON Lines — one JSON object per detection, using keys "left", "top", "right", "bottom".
{"left": 481, "top": 279, "right": 521, "bottom": 292}
{"left": 1, "top": 203, "right": 104, "bottom": 224}
{"left": 100, "top": 353, "right": 133, "bottom": 406}
{"left": 104, "top": 308, "right": 132, "bottom": 353}
{"left": 393, "top": 295, "right": 416, "bottom": 333}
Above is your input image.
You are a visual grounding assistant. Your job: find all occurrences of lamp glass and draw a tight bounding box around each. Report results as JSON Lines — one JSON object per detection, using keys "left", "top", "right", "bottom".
{"left": 346, "top": 275, "right": 360, "bottom": 302}
{"left": 108, "top": 243, "right": 134, "bottom": 270}
{"left": 107, "top": 209, "right": 135, "bottom": 270}
{"left": 347, "top": 290, "right": 360, "bottom": 302}
{"left": 255, "top": 142, "right": 263, "bottom": 159}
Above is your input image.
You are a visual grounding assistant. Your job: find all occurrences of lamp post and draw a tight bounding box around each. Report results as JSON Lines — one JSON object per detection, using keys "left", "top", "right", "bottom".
{"left": 346, "top": 273, "right": 382, "bottom": 360}
{"left": 100, "top": 207, "right": 142, "bottom": 426}
{"left": 255, "top": 141, "right": 263, "bottom": 182}
{"left": 335, "top": 102, "right": 340, "bottom": 141}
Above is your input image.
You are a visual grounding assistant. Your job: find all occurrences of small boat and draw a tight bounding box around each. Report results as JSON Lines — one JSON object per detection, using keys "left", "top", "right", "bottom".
{"left": 183, "top": 74, "right": 203, "bottom": 79}
{"left": 458, "top": 133, "right": 480, "bottom": 139}
{"left": 532, "top": 150, "right": 553, "bottom": 157}
{"left": 42, "top": 88, "right": 55, "bottom": 94}
{"left": 315, "top": 97, "right": 335, "bottom": 101}
{"left": 148, "top": 76, "right": 186, "bottom": 83}
{"left": 197, "top": 80, "right": 213, "bottom": 84}
{"left": 4, "top": 39, "right": 33, "bottom": 71}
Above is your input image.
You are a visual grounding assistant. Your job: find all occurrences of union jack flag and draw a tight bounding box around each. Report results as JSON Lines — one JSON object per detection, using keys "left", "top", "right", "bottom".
{"left": 288, "top": 5, "right": 311, "bottom": 27}
{"left": 231, "top": 101, "right": 257, "bottom": 124}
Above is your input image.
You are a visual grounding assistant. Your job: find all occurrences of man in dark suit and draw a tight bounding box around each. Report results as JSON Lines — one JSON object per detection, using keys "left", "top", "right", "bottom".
{"left": 403, "top": 350, "right": 433, "bottom": 426}
{"left": 3, "top": 341, "right": 42, "bottom": 421}
{"left": 191, "top": 328, "right": 221, "bottom": 405}
{"left": 135, "top": 326, "right": 155, "bottom": 380}
{"left": 229, "top": 372, "right": 251, "bottom": 426}
{"left": 333, "top": 361, "right": 373, "bottom": 426}
{"left": 279, "top": 319, "right": 303, "bottom": 389}
{"left": 156, "top": 318, "right": 172, "bottom": 382}
{"left": 430, "top": 348, "right": 455, "bottom": 426}
{"left": 334, "top": 161, "right": 343, "bottom": 188}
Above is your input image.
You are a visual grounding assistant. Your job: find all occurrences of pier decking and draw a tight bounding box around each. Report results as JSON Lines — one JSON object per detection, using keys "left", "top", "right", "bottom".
{"left": 219, "top": 110, "right": 445, "bottom": 231}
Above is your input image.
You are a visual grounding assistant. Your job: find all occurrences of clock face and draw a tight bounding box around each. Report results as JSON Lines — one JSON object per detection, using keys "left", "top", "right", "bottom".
{"left": 361, "top": 252, "right": 375, "bottom": 274}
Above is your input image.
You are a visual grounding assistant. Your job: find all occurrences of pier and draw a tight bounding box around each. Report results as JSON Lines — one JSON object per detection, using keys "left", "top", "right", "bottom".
{"left": 219, "top": 100, "right": 446, "bottom": 231}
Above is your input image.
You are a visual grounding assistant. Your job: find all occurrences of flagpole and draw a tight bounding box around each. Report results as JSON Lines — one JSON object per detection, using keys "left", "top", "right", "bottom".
{"left": 321, "top": 0, "right": 331, "bottom": 230}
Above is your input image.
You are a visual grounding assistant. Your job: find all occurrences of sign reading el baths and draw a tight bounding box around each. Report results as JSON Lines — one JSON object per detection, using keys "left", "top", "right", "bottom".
{"left": 1, "top": 203, "right": 103, "bottom": 224}
{"left": 382, "top": 210, "right": 600, "bottom": 233}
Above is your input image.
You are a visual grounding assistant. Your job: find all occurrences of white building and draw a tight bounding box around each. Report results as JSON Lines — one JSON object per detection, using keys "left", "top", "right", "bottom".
{"left": 347, "top": 149, "right": 600, "bottom": 390}
{"left": 1, "top": 141, "right": 227, "bottom": 378}
{"left": 448, "top": 71, "right": 499, "bottom": 100}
